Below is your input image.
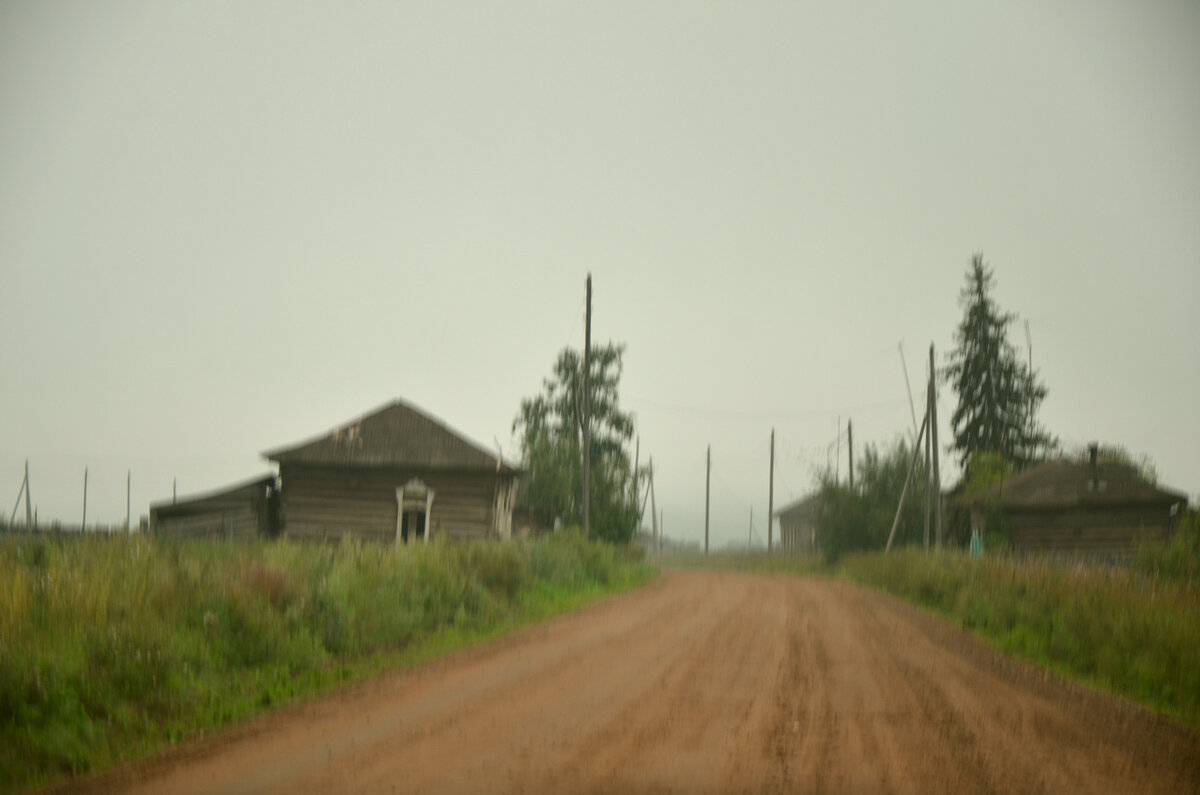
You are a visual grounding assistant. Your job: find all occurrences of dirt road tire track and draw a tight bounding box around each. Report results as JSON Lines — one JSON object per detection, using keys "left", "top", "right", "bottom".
{"left": 53, "top": 571, "right": 1200, "bottom": 794}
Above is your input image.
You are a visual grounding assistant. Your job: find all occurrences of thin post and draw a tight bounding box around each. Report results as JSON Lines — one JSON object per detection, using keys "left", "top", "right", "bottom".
{"left": 82, "top": 467, "right": 88, "bottom": 532}
{"left": 24, "top": 460, "right": 32, "bottom": 528}
{"left": 899, "top": 342, "right": 920, "bottom": 442}
{"left": 173, "top": 478, "right": 177, "bottom": 504}
{"left": 582, "top": 273, "right": 592, "bottom": 538}
{"left": 768, "top": 428, "right": 775, "bottom": 553}
{"left": 632, "top": 435, "right": 640, "bottom": 503}
{"left": 924, "top": 384, "right": 932, "bottom": 549}
{"left": 10, "top": 466, "right": 27, "bottom": 527}
{"left": 705, "top": 445, "right": 711, "bottom": 555}
{"left": 847, "top": 420, "right": 854, "bottom": 491}
{"left": 886, "top": 412, "right": 928, "bottom": 552}
{"left": 126, "top": 469, "right": 131, "bottom": 531}
{"left": 649, "top": 457, "right": 658, "bottom": 553}
{"left": 930, "top": 343, "right": 943, "bottom": 546}
{"left": 836, "top": 415, "right": 841, "bottom": 484}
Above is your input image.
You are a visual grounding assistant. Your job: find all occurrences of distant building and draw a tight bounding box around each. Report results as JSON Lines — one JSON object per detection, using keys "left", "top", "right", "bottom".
{"left": 774, "top": 493, "right": 822, "bottom": 554}
{"left": 150, "top": 474, "right": 279, "bottom": 540}
{"left": 968, "top": 445, "right": 1186, "bottom": 557}
{"left": 263, "top": 400, "right": 521, "bottom": 544}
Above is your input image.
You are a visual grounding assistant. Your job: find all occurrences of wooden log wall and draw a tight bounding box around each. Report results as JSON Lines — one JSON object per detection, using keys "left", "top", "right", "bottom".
{"left": 280, "top": 464, "right": 515, "bottom": 543}
{"left": 1009, "top": 506, "right": 1172, "bottom": 556}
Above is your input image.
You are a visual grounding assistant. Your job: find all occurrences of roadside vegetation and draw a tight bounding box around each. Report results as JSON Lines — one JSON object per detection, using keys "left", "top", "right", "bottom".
{"left": 0, "top": 530, "right": 654, "bottom": 794}
{"left": 838, "top": 536, "right": 1200, "bottom": 728}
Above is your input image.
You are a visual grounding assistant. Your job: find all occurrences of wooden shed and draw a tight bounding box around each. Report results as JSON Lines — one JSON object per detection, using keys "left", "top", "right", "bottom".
{"left": 149, "top": 474, "right": 279, "bottom": 540}
{"left": 973, "top": 450, "right": 1186, "bottom": 557}
{"left": 264, "top": 400, "right": 520, "bottom": 544}
{"left": 774, "top": 493, "right": 822, "bottom": 554}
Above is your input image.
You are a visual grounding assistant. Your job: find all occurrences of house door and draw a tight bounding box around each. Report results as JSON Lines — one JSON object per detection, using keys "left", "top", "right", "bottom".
{"left": 395, "top": 479, "right": 435, "bottom": 545}
{"left": 401, "top": 510, "right": 426, "bottom": 543}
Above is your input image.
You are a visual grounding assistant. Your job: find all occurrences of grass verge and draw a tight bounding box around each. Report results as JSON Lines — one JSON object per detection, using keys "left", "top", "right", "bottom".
{"left": 837, "top": 548, "right": 1200, "bottom": 728}
{"left": 0, "top": 531, "right": 655, "bottom": 794}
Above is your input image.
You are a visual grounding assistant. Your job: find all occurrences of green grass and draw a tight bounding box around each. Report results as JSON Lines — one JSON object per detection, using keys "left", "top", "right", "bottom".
{"left": 0, "top": 530, "right": 655, "bottom": 794}
{"left": 837, "top": 548, "right": 1200, "bottom": 728}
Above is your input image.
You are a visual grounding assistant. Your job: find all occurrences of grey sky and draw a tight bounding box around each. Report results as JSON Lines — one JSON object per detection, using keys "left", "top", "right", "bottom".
{"left": 2, "top": 2, "right": 1198, "bottom": 547}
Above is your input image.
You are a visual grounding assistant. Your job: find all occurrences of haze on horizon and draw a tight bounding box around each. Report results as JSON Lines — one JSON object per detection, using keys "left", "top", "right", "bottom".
{"left": 2, "top": 2, "right": 1198, "bottom": 548}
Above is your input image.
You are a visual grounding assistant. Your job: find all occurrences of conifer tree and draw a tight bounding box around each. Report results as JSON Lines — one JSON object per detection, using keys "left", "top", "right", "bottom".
{"left": 944, "top": 254, "right": 1052, "bottom": 471}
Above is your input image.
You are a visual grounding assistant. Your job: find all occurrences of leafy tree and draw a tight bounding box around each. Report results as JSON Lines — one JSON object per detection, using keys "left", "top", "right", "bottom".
{"left": 944, "top": 254, "right": 1053, "bottom": 472}
{"left": 513, "top": 344, "right": 640, "bottom": 544}
{"left": 815, "top": 436, "right": 927, "bottom": 562}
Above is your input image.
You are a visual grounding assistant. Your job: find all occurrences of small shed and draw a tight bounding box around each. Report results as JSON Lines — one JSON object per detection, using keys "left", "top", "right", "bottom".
{"left": 973, "top": 449, "right": 1186, "bottom": 557}
{"left": 263, "top": 400, "right": 520, "bottom": 544}
{"left": 149, "top": 474, "right": 279, "bottom": 540}
{"left": 774, "top": 493, "right": 822, "bottom": 554}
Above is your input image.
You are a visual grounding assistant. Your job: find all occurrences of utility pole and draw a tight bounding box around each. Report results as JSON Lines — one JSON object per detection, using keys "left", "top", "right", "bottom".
{"left": 768, "top": 428, "right": 775, "bottom": 553}
{"left": 632, "top": 435, "right": 640, "bottom": 503}
{"left": 930, "top": 343, "right": 943, "bottom": 546}
{"left": 899, "top": 342, "right": 920, "bottom": 443}
{"left": 924, "top": 383, "right": 932, "bottom": 549}
{"left": 24, "top": 460, "right": 32, "bottom": 528}
{"left": 705, "top": 445, "right": 711, "bottom": 555}
{"left": 836, "top": 415, "right": 841, "bottom": 484}
{"left": 582, "top": 273, "right": 592, "bottom": 538}
{"left": 82, "top": 467, "right": 88, "bottom": 532}
{"left": 847, "top": 420, "right": 854, "bottom": 491}
{"left": 886, "top": 412, "right": 928, "bottom": 553}
{"left": 126, "top": 469, "right": 131, "bottom": 531}
{"left": 649, "top": 457, "right": 658, "bottom": 554}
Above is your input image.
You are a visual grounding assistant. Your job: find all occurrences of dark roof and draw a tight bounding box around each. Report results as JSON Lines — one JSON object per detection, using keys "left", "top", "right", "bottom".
{"left": 774, "top": 493, "right": 822, "bottom": 520}
{"left": 150, "top": 473, "right": 276, "bottom": 517}
{"left": 978, "top": 459, "right": 1186, "bottom": 510}
{"left": 263, "top": 399, "right": 519, "bottom": 473}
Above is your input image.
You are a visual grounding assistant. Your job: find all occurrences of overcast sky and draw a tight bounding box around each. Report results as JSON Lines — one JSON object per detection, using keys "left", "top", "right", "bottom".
{"left": 2, "top": 2, "right": 1198, "bottom": 547}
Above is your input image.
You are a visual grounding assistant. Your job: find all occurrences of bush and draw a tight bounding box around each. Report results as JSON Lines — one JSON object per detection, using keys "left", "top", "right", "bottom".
{"left": 0, "top": 531, "right": 655, "bottom": 794}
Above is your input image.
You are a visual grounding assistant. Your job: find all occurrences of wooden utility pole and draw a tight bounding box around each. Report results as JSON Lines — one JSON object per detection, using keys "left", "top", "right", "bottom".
{"left": 924, "top": 385, "right": 932, "bottom": 549}
{"left": 582, "top": 273, "right": 592, "bottom": 538}
{"left": 899, "top": 342, "right": 920, "bottom": 443}
{"left": 649, "top": 457, "right": 658, "bottom": 553}
{"left": 768, "top": 428, "right": 775, "bottom": 553}
{"left": 82, "top": 467, "right": 88, "bottom": 532}
{"left": 705, "top": 445, "right": 711, "bottom": 555}
{"left": 24, "top": 460, "right": 32, "bottom": 528}
{"left": 10, "top": 462, "right": 29, "bottom": 527}
{"left": 847, "top": 420, "right": 854, "bottom": 491}
{"left": 930, "top": 343, "right": 943, "bottom": 546}
{"left": 886, "top": 412, "right": 928, "bottom": 552}
{"left": 126, "top": 469, "right": 131, "bottom": 531}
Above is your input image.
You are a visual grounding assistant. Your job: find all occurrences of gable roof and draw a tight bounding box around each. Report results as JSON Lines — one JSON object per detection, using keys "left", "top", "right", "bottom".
{"left": 263, "top": 400, "right": 519, "bottom": 473}
{"left": 979, "top": 459, "right": 1185, "bottom": 510}
{"left": 774, "top": 492, "right": 823, "bottom": 520}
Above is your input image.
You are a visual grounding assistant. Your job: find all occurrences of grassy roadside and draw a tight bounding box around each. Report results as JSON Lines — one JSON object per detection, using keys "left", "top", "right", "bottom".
{"left": 837, "top": 548, "right": 1200, "bottom": 728}
{"left": 665, "top": 546, "right": 1200, "bottom": 729}
{"left": 0, "top": 531, "right": 655, "bottom": 794}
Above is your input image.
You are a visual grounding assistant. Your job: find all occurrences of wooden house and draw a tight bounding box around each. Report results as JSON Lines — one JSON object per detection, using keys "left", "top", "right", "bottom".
{"left": 263, "top": 400, "right": 520, "bottom": 544}
{"left": 774, "top": 493, "right": 822, "bottom": 554}
{"left": 149, "top": 474, "right": 279, "bottom": 540}
{"left": 972, "top": 446, "right": 1186, "bottom": 557}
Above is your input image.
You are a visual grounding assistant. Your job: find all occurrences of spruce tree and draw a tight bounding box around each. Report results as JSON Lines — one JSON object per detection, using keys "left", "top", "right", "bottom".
{"left": 944, "top": 254, "right": 1052, "bottom": 471}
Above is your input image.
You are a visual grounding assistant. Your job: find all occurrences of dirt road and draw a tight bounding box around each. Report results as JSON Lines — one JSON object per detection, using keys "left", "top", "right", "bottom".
{"left": 65, "top": 571, "right": 1199, "bottom": 794}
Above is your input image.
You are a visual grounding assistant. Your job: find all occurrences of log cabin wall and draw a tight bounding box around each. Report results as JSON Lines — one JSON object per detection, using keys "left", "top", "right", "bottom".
{"left": 150, "top": 477, "right": 276, "bottom": 540}
{"left": 280, "top": 463, "right": 515, "bottom": 543}
{"left": 1009, "top": 505, "right": 1172, "bottom": 556}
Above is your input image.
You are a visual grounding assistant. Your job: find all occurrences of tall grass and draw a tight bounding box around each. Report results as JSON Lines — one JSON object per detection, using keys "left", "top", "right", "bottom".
{"left": 839, "top": 548, "right": 1200, "bottom": 727}
{"left": 0, "top": 531, "right": 653, "bottom": 794}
